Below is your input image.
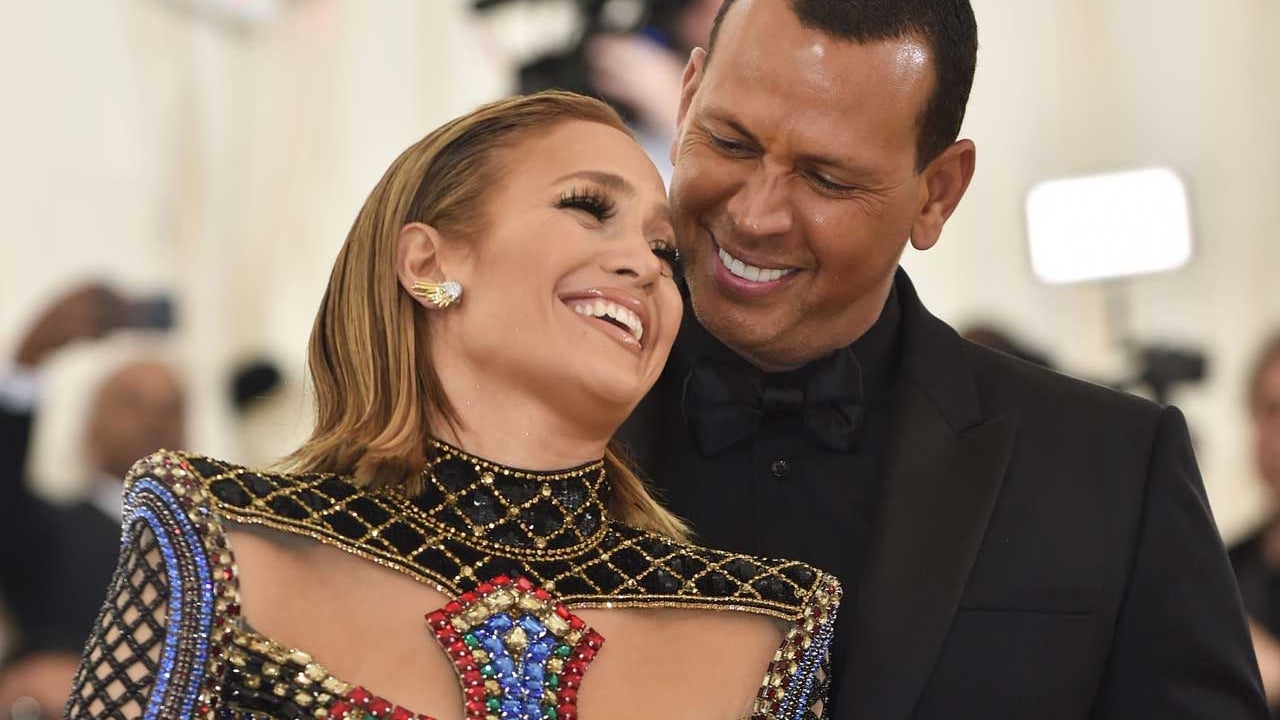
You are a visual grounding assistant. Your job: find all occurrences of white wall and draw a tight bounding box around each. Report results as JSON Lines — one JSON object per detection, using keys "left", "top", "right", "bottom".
{"left": 2, "top": 0, "right": 1277, "bottom": 542}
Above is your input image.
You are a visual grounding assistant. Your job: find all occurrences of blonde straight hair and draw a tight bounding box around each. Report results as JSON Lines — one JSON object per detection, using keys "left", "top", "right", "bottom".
{"left": 284, "top": 91, "right": 688, "bottom": 541}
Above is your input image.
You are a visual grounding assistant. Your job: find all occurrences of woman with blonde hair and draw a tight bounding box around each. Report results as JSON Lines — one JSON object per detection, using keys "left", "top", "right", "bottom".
{"left": 66, "top": 90, "right": 839, "bottom": 720}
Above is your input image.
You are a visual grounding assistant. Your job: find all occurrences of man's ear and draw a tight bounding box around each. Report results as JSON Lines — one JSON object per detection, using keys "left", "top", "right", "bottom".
{"left": 670, "top": 47, "right": 707, "bottom": 165}
{"left": 396, "top": 222, "right": 448, "bottom": 307}
{"left": 910, "top": 139, "right": 976, "bottom": 252}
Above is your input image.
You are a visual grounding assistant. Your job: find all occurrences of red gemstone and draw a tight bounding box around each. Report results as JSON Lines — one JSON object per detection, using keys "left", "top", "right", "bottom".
{"left": 554, "top": 605, "right": 570, "bottom": 620}
{"left": 557, "top": 703, "right": 578, "bottom": 720}
{"left": 454, "top": 657, "right": 477, "bottom": 672}
{"left": 389, "top": 708, "right": 413, "bottom": 720}
{"left": 559, "top": 688, "right": 578, "bottom": 703}
{"left": 369, "top": 698, "right": 393, "bottom": 716}
{"left": 564, "top": 659, "right": 584, "bottom": 676}
{"left": 426, "top": 610, "right": 449, "bottom": 628}
{"left": 585, "top": 632, "right": 603, "bottom": 649}
{"left": 562, "top": 675, "right": 580, "bottom": 690}
{"left": 516, "top": 577, "right": 534, "bottom": 591}
{"left": 226, "top": 603, "right": 241, "bottom": 616}
{"left": 476, "top": 582, "right": 494, "bottom": 594}
{"left": 460, "top": 591, "right": 478, "bottom": 604}
{"left": 493, "top": 574, "right": 511, "bottom": 586}
{"left": 444, "top": 601, "right": 464, "bottom": 614}
{"left": 465, "top": 685, "right": 486, "bottom": 703}
{"left": 577, "top": 647, "right": 596, "bottom": 661}
{"left": 221, "top": 568, "right": 234, "bottom": 581}
{"left": 461, "top": 669, "right": 483, "bottom": 686}
{"left": 533, "top": 588, "right": 551, "bottom": 601}
{"left": 465, "top": 699, "right": 487, "bottom": 716}
{"left": 568, "top": 616, "right": 584, "bottom": 630}
{"left": 349, "top": 687, "right": 372, "bottom": 706}
{"left": 435, "top": 628, "right": 459, "bottom": 644}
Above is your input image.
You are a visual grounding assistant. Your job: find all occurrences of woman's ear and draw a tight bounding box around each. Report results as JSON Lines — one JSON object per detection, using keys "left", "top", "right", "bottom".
{"left": 397, "top": 222, "right": 448, "bottom": 308}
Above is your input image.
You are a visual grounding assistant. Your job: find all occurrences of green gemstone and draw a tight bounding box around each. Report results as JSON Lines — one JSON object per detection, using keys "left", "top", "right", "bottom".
{"left": 487, "top": 697, "right": 501, "bottom": 712}
{"left": 547, "top": 675, "right": 560, "bottom": 689}
{"left": 464, "top": 633, "right": 480, "bottom": 648}
{"left": 481, "top": 663, "right": 496, "bottom": 678}
{"left": 554, "top": 644, "right": 571, "bottom": 658}
{"left": 545, "top": 708, "right": 558, "bottom": 720}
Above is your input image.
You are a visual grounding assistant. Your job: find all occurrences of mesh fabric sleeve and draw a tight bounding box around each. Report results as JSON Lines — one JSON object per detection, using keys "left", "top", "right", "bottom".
{"left": 65, "top": 452, "right": 240, "bottom": 720}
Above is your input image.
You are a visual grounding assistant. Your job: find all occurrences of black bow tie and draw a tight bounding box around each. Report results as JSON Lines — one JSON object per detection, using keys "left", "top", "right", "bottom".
{"left": 682, "top": 349, "right": 865, "bottom": 455}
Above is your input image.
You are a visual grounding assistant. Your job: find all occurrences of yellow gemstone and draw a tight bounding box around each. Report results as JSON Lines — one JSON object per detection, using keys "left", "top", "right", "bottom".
{"left": 544, "top": 615, "right": 569, "bottom": 635}
{"left": 294, "top": 692, "right": 314, "bottom": 707}
{"left": 505, "top": 626, "right": 529, "bottom": 652}
{"left": 488, "top": 589, "right": 517, "bottom": 611}
{"left": 262, "top": 662, "right": 281, "bottom": 679}
{"left": 304, "top": 664, "right": 328, "bottom": 683}
{"left": 547, "top": 658, "right": 564, "bottom": 674}
{"left": 321, "top": 676, "right": 349, "bottom": 695}
{"left": 485, "top": 680, "right": 501, "bottom": 694}
{"left": 541, "top": 485, "right": 552, "bottom": 497}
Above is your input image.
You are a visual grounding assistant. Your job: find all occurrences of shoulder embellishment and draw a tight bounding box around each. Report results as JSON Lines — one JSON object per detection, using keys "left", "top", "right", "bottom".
{"left": 121, "top": 450, "right": 241, "bottom": 719}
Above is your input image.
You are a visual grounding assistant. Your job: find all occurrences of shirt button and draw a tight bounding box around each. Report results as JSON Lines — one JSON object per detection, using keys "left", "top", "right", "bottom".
{"left": 771, "top": 459, "right": 791, "bottom": 478}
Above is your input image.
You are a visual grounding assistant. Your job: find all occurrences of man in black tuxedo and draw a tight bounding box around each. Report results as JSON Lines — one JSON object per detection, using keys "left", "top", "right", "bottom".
{"left": 619, "top": 0, "right": 1268, "bottom": 717}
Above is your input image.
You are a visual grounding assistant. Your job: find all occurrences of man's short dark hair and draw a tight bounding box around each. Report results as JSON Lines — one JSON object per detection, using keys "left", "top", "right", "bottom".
{"left": 706, "top": 0, "right": 978, "bottom": 171}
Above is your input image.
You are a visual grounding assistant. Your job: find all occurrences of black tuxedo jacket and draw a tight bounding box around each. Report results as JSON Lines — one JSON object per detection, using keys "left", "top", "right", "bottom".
{"left": 619, "top": 270, "right": 1267, "bottom": 719}
{"left": 0, "top": 406, "right": 120, "bottom": 656}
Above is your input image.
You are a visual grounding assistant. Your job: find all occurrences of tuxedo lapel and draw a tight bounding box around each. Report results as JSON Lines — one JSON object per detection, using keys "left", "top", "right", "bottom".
{"left": 838, "top": 270, "right": 1019, "bottom": 719}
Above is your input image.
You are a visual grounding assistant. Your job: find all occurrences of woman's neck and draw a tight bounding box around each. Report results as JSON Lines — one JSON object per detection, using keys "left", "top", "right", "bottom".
{"left": 431, "top": 380, "right": 619, "bottom": 472}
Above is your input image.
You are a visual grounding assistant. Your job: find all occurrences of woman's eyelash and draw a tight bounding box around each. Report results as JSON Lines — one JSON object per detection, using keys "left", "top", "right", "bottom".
{"left": 557, "top": 187, "right": 617, "bottom": 221}
{"left": 649, "top": 242, "right": 681, "bottom": 273}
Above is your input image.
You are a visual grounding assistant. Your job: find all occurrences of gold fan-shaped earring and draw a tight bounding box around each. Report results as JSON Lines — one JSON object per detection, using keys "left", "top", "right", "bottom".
{"left": 411, "top": 280, "right": 463, "bottom": 309}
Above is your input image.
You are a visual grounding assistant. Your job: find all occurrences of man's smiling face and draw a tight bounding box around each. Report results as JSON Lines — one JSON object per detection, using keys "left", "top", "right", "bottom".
{"left": 669, "top": 0, "right": 936, "bottom": 370}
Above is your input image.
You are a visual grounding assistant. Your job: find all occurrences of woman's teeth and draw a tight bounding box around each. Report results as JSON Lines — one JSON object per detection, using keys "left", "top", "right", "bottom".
{"left": 718, "top": 246, "right": 792, "bottom": 283}
{"left": 573, "top": 300, "right": 644, "bottom": 342}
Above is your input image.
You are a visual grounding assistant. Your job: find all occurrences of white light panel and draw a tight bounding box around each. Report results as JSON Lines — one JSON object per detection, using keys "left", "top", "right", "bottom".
{"left": 1026, "top": 167, "right": 1193, "bottom": 284}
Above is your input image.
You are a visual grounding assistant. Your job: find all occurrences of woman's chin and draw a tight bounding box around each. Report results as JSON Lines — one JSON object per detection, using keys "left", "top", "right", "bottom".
{"left": 570, "top": 368, "right": 654, "bottom": 414}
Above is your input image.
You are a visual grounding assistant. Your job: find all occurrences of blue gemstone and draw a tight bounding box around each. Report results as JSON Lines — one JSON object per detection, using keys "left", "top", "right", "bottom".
{"left": 483, "top": 635, "right": 506, "bottom": 655}
{"left": 495, "top": 656, "right": 516, "bottom": 675}
{"left": 519, "top": 615, "right": 547, "bottom": 637}
{"left": 528, "top": 644, "right": 551, "bottom": 662}
{"left": 487, "top": 614, "right": 515, "bottom": 632}
{"left": 524, "top": 664, "right": 545, "bottom": 682}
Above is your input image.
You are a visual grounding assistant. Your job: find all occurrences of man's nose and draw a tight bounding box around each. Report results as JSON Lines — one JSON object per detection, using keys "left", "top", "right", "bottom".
{"left": 726, "top": 167, "right": 793, "bottom": 239}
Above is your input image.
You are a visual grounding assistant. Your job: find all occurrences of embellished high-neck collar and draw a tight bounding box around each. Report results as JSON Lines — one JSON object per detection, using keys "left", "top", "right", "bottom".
{"left": 410, "top": 440, "right": 609, "bottom": 555}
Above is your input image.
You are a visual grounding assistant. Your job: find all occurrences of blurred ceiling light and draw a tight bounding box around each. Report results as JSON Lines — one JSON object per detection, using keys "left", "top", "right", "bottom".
{"left": 1026, "top": 167, "right": 1193, "bottom": 284}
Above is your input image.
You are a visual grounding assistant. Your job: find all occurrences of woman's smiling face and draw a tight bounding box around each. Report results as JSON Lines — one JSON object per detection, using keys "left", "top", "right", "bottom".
{"left": 422, "top": 119, "right": 683, "bottom": 416}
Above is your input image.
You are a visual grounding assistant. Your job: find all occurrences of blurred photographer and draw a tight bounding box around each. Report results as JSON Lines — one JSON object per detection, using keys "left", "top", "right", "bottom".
{"left": 0, "top": 284, "right": 185, "bottom": 719}
{"left": 1230, "top": 332, "right": 1280, "bottom": 713}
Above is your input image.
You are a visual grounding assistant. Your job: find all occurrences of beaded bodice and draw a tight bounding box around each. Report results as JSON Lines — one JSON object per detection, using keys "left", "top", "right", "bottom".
{"left": 66, "top": 449, "right": 841, "bottom": 720}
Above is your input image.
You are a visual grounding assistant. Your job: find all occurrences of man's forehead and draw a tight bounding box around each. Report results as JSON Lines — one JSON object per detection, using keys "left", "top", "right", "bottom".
{"left": 708, "top": 0, "right": 933, "bottom": 97}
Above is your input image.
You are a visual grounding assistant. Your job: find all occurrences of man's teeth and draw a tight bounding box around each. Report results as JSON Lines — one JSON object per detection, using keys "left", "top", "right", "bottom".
{"left": 573, "top": 300, "right": 644, "bottom": 342}
{"left": 718, "top": 247, "right": 791, "bottom": 283}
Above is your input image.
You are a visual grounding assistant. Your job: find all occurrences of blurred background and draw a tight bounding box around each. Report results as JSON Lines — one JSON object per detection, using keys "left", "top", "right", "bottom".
{"left": 1, "top": 0, "right": 1279, "bottom": 711}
